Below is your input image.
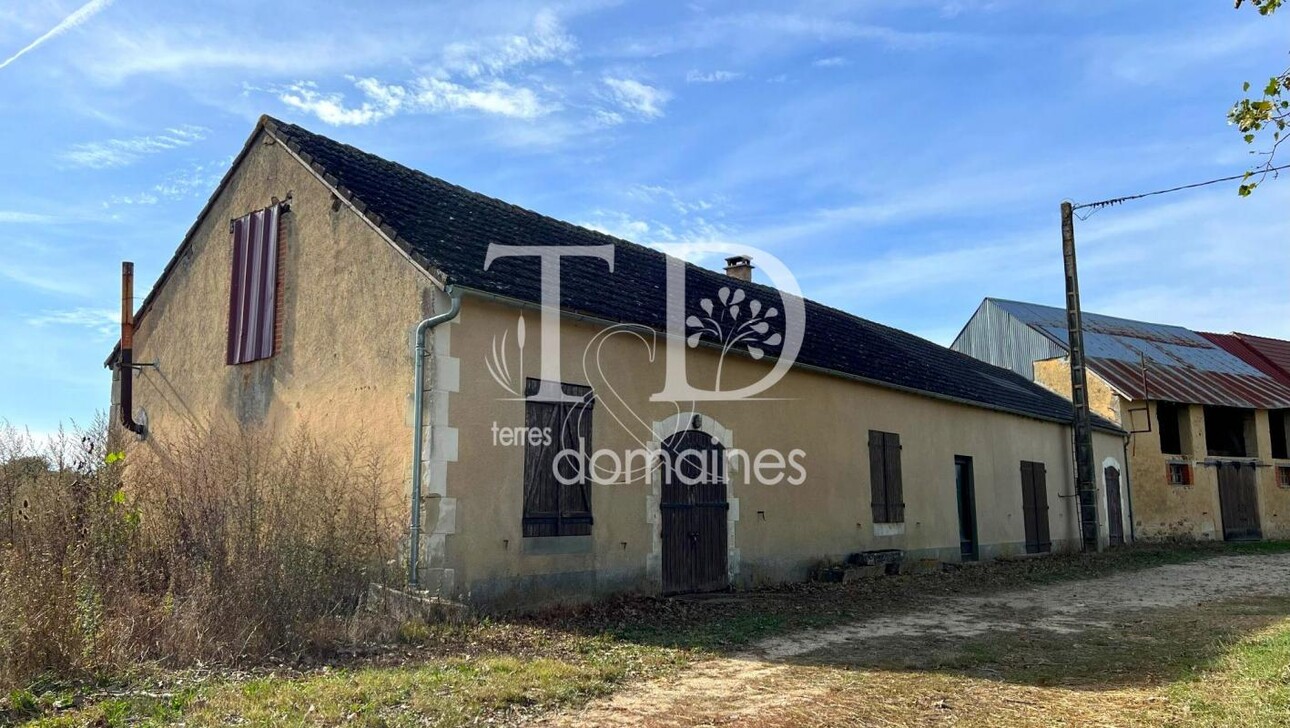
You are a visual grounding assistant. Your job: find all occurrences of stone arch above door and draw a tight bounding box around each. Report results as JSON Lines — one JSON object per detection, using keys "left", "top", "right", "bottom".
{"left": 645, "top": 412, "right": 740, "bottom": 587}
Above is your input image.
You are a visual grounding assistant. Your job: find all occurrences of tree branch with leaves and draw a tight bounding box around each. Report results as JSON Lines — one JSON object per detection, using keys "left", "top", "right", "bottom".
{"left": 1232, "top": 0, "right": 1289, "bottom": 194}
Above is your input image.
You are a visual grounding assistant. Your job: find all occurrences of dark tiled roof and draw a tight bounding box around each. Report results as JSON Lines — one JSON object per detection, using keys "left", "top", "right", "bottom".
{"left": 264, "top": 116, "right": 1118, "bottom": 430}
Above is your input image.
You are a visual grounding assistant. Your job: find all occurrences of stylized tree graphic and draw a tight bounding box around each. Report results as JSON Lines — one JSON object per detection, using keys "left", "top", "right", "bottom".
{"left": 686, "top": 286, "right": 783, "bottom": 389}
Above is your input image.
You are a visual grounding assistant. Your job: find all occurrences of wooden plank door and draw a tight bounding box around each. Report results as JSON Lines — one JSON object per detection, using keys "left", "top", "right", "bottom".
{"left": 661, "top": 430, "right": 729, "bottom": 594}
{"left": 1021, "top": 461, "right": 1051, "bottom": 554}
{"left": 1218, "top": 462, "right": 1262, "bottom": 542}
{"left": 955, "top": 456, "right": 979, "bottom": 562}
{"left": 1105, "top": 465, "right": 1124, "bottom": 546}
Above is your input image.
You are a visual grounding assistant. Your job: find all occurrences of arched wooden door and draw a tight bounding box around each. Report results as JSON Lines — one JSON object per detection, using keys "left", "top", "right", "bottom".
{"left": 660, "top": 429, "right": 729, "bottom": 594}
{"left": 1104, "top": 465, "right": 1124, "bottom": 546}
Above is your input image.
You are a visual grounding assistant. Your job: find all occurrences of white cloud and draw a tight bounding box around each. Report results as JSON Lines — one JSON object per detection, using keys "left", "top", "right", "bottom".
{"left": 615, "top": 11, "right": 969, "bottom": 58}
{"left": 104, "top": 192, "right": 159, "bottom": 207}
{"left": 62, "top": 125, "right": 208, "bottom": 168}
{"left": 440, "top": 9, "right": 576, "bottom": 78}
{"left": 627, "top": 184, "right": 720, "bottom": 216}
{"left": 104, "top": 158, "right": 228, "bottom": 208}
{"left": 413, "top": 77, "right": 554, "bottom": 119}
{"left": 272, "top": 10, "right": 572, "bottom": 127}
{"left": 27, "top": 307, "right": 119, "bottom": 337}
{"left": 0, "top": 261, "right": 88, "bottom": 296}
{"left": 152, "top": 159, "right": 227, "bottom": 198}
{"left": 603, "top": 77, "right": 670, "bottom": 119}
{"left": 0, "top": 0, "right": 114, "bottom": 71}
{"left": 278, "top": 75, "right": 555, "bottom": 126}
{"left": 685, "top": 69, "right": 742, "bottom": 83}
{"left": 812, "top": 56, "right": 849, "bottom": 68}
{"left": 278, "top": 79, "right": 404, "bottom": 126}
{"left": 0, "top": 211, "right": 54, "bottom": 223}
{"left": 592, "top": 108, "right": 624, "bottom": 127}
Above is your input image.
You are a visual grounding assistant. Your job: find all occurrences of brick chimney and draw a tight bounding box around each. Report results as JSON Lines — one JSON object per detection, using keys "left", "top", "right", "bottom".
{"left": 724, "top": 255, "right": 753, "bottom": 282}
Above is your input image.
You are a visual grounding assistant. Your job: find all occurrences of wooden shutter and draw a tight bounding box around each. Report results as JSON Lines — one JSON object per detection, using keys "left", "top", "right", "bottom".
{"left": 1020, "top": 461, "right": 1051, "bottom": 553}
{"left": 883, "top": 432, "right": 904, "bottom": 523}
{"left": 522, "top": 397, "right": 563, "bottom": 537}
{"left": 523, "top": 380, "right": 594, "bottom": 537}
{"left": 869, "top": 430, "right": 887, "bottom": 523}
{"left": 558, "top": 397, "right": 593, "bottom": 536}
{"left": 1021, "top": 462, "right": 1038, "bottom": 552}
{"left": 1031, "top": 463, "right": 1050, "bottom": 552}
{"left": 227, "top": 204, "right": 281, "bottom": 364}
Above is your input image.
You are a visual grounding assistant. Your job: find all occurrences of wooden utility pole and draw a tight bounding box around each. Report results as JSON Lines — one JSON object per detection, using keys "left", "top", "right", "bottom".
{"left": 1061, "top": 201, "right": 1099, "bottom": 551}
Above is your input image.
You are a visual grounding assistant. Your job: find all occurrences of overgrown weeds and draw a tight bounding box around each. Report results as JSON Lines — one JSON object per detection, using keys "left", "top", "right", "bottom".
{"left": 0, "top": 419, "right": 400, "bottom": 691}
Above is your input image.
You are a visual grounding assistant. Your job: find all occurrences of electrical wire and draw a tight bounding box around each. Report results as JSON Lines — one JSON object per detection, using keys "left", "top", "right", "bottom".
{"left": 1071, "top": 163, "right": 1290, "bottom": 219}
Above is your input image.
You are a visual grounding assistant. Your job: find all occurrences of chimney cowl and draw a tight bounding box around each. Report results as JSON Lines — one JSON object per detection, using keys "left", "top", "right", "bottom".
{"left": 724, "top": 255, "right": 754, "bottom": 282}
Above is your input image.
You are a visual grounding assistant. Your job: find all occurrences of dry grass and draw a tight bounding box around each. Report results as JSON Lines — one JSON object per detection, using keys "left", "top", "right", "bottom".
{"left": 0, "top": 419, "right": 400, "bottom": 691}
{"left": 566, "top": 596, "right": 1290, "bottom": 727}
{"left": 7, "top": 423, "right": 1290, "bottom": 727}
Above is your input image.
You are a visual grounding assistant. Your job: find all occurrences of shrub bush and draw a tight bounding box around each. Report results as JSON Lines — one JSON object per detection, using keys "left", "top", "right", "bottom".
{"left": 0, "top": 420, "right": 399, "bottom": 690}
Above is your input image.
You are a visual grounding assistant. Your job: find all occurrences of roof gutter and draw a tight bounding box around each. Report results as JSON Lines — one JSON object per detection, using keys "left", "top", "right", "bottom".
{"left": 408, "top": 285, "right": 463, "bottom": 589}
{"left": 1122, "top": 434, "right": 1136, "bottom": 543}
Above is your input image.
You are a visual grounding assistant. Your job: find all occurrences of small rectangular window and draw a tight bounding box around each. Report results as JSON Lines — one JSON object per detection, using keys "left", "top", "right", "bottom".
{"left": 522, "top": 379, "right": 594, "bottom": 538}
{"left": 227, "top": 204, "right": 284, "bottom": 364}
{"left": 1277, "top": 466, "right": 1290, "bottom": 489}
{"left": 1167, "top": 462, "right": 1192, "bottom": 486}
{"left": 868, "top": 430, "right": 904, "bottom": 524}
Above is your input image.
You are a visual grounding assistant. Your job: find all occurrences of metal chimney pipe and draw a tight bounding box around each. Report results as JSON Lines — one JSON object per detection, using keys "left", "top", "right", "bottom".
{"left": 118, "top": 262, "right": 146, "bottom": 437}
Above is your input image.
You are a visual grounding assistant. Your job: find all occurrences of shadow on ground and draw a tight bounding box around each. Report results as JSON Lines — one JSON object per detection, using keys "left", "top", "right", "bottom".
{"left": 771, "top": 596, "right": 1290, "bottom": 691}
{"left": 527, "top": 541, "right": 1290, "bottom": 657}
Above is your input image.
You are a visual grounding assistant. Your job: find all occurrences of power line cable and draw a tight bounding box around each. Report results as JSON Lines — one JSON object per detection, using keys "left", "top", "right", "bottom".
{"left": 1071, "top": 163, "right": 1290, "bottom": 219}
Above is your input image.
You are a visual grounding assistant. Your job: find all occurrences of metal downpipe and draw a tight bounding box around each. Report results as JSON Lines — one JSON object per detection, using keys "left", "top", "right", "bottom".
{"left": 409, "top": 285, "right": 462, "bottom": 589}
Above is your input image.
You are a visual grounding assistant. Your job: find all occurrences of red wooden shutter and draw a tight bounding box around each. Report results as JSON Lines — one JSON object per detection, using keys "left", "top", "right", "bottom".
{"left": 226, "top": 204, "right": 281, "bottom": 364}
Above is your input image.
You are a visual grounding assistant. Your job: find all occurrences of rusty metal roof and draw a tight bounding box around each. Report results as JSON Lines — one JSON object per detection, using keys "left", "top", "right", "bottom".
{"left": 990, "top": 299, "right": 1290, "bottom": 410}
{"left": 1201, "top": 332, "right": 1290, "bottom": 389}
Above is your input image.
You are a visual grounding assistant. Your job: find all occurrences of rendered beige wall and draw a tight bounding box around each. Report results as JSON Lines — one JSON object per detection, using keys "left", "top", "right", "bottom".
{"left": 443, "top": 296, "right": 1128, "bottom": 606}
{"left": 1122, "top": 400, "right": 1290, "bottom": 540}
{"left": 116, "top": 134, "right": 1130, "bottom": 608}
{"left": 118, "top": 130, "right": 436, "bottom": 519}
{"left": 1033, "top": 357, "right": 1122, "bottom": 424}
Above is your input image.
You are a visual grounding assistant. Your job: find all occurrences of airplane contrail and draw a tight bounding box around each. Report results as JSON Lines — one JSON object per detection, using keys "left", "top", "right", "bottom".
{"left": 0, "top": 0, "right": 116, "bottom": 71}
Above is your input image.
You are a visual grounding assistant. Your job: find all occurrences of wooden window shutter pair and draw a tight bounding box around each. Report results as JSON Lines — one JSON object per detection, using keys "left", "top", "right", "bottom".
{"left": 522, "top": 380, "right": 594, "bottom": 537}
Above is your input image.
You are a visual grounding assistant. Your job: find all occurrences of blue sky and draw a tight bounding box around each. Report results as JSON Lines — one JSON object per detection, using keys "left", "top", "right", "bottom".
{"left": 2, "top": 0, "right": 1288, "bottom": 435}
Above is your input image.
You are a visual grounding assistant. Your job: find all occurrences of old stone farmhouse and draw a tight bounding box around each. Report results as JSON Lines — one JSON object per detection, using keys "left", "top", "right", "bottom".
{"left": 954, "top": 299, "right": 1290, "bottom": 543}
{"left": 109, "top": 117, "right": 1128, "bottom": 608}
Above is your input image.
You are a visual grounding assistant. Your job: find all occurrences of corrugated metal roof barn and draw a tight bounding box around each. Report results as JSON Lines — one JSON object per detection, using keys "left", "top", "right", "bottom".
{"left": 1202, "top": 332, "right": 1290, "bottom": 389}
{"left": 953, "top": 298, "right": 1290, "bottom": 410}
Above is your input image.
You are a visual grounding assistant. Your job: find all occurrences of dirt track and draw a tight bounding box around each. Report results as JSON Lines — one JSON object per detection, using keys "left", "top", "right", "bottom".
{"left": 534, "top": 553, "right": 1290, "bottom": 727}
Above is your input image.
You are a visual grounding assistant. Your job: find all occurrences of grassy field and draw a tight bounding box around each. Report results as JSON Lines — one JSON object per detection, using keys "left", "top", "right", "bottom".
{"left": 7, "top": 541, "right": 1290, "bottom": 727}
